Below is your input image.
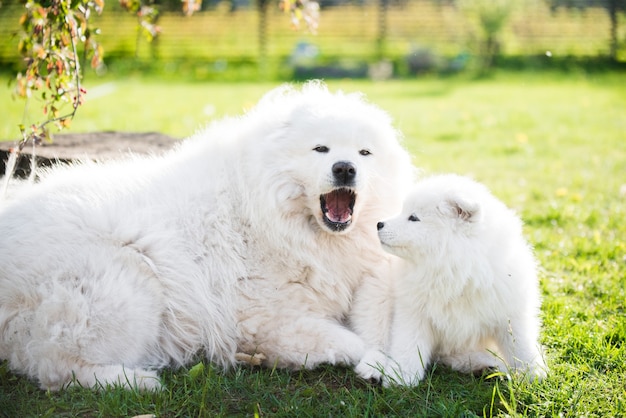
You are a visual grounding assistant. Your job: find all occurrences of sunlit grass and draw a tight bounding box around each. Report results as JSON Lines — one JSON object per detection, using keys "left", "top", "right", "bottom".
{"left": 1, "top": 72, "right": 625, "bottom": 416}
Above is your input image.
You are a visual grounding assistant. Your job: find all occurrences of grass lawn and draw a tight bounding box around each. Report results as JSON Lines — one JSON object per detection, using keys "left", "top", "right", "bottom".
{"left": 0, "top": 71, "right": 625, "bottom": 416}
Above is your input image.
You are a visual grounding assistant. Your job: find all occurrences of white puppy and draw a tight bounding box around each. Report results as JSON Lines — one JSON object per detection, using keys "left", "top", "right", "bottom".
{"left": 0, "top": 81, "right": 413, "bottom": 390}
{"left": 376, "top": 174, "right": 547, "bottom": 386}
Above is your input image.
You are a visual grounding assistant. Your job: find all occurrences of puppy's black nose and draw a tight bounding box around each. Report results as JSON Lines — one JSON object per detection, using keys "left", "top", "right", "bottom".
{"left": 332, "top": 161, "right": 356, "bottom": 185}
{"left": 377, "top": 222, "right": 384, "bottom": 230}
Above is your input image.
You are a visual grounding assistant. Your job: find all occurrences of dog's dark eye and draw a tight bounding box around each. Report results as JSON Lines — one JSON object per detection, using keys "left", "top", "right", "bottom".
{"left": 313, "top": 145, "right": 329, "bottom": 153}
{"left": 359, "top": 149, "right": 371, "bottom": 156}
{"left": 408, "top": 213, "right": 420, "bottom": 222}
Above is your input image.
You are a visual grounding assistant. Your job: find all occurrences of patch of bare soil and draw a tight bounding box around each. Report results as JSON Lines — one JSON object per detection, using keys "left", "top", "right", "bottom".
{"left": 0, "top": 132, "right": 178, "bottom": 178}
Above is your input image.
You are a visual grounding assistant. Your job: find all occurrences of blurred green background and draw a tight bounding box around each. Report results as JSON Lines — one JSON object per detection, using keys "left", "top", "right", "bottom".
{"left": 1, "top": 0, "right": 625, "bottom": 81}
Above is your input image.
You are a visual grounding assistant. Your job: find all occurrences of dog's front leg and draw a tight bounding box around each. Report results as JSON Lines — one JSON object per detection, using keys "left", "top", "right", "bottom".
{"left": 349, "top": 272, "right": 394, "bottom": 381}
{"left": 383, "top": 310, "right": 435, "bottom": 387}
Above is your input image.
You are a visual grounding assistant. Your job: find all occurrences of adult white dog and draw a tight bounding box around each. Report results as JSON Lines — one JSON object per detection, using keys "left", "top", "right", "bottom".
{"left": 0, "top": 81, "right": 413, "bottom": 391}
{"left": 376, "top": 174, "right": 547, "bottom": 386}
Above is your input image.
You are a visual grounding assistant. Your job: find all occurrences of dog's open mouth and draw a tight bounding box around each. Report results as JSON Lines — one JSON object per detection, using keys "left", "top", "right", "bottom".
{"left": 320, "top": 188, "right": 356, "bottom": 232}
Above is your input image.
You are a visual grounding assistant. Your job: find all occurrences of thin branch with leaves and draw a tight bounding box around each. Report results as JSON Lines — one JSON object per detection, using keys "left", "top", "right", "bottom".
{"left": 4, "top": 0, "right": 104, "bottom": 189}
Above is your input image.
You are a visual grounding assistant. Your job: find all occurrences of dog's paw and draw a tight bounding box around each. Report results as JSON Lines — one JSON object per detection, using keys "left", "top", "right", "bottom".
{"left": 133, "top": 371, "right": 164, "bottom": 391}
{"left": 235, "top": 352, "right": 267, "bottom": 366}
{"left": 517, "top": 361, "right": 548, "bottom": 382}
{"left": 322, "top": 328, "right": 366, "bottom": 366}
{"left": 355, "top": 349, "right": 387, "bottom": 382}
{"left": 380, "top": 363, "right": 424, "bottom": 388}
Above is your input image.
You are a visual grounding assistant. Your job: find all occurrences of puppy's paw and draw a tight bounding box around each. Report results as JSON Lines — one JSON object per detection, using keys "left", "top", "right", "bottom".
{"left": 355, "top": 349, "right": 387, "bottom": 382}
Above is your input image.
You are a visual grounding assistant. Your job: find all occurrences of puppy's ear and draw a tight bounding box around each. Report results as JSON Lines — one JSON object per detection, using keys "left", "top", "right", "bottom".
{"left": 440, "top": 195, "right": 482, "bottom": 223}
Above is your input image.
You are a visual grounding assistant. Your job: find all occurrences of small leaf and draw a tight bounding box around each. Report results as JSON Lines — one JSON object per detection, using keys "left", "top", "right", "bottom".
{"left": 188, "top": 362, "right": 205, "bottom": 380}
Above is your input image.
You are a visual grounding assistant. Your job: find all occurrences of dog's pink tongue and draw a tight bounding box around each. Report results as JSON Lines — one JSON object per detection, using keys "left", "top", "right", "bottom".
{"left": 326, "top": 192, "right": 351, "bottom": 223}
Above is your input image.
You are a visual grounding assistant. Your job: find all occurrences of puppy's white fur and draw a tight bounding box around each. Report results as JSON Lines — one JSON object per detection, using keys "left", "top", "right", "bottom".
{"left": 0, "top": 81, "right": 413, "bottom": 390}
{"left": 376, "top": 174, "right": 547, "bottom": 386}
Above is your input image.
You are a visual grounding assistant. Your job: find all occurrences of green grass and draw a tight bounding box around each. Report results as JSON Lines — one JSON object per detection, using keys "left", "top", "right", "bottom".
{"left": 1, "top": 72, "right": 625, "bottom": 417}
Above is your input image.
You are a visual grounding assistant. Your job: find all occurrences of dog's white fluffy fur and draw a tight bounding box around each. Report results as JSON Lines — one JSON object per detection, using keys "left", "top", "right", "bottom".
{"left": 375, "top": 174, "right": 547, "bottom": 386}
{"left": 0, "top": 81, "right": 413, "bottom": 390}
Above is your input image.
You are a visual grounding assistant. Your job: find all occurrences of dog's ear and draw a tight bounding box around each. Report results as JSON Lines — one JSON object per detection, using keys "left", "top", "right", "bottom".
{"left": 440, "top": 195, "right": 482, "bottom": 223}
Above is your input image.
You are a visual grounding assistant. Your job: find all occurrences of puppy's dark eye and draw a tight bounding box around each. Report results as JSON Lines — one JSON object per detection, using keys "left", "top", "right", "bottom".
{"left": 359, "top": 149, "right": 371, "bottom": 156}
{"left": 408, "top": 213, "right": 420, "bottom": 222}
{"left": 313, "top": 145, "right": 329, "bottom": 153}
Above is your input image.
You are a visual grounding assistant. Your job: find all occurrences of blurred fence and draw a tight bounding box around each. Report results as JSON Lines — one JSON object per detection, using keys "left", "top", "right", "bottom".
{"left": 0, "top": 0, "right": 624, "bottom": 75}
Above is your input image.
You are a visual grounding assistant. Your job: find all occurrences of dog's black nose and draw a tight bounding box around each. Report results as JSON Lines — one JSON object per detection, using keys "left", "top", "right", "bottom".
{"left": 332, "top": 161, "right": 356, "bottom": 185}
{"left": 377, "top": 222, "right": 384, "bottom": 230}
